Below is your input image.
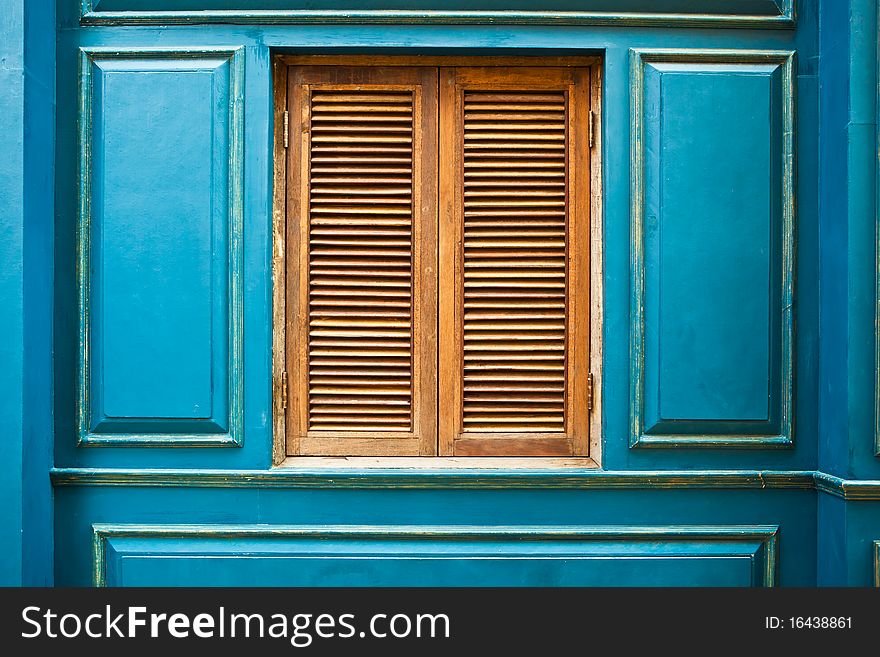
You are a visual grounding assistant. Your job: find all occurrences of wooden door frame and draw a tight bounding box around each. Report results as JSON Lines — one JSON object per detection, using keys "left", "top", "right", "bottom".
{"left": 271, "top": 54, "right": 603, "bottom": 468}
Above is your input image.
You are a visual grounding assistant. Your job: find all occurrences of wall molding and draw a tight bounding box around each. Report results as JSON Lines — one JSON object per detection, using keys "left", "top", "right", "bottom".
{"left": 812, "top": 472, "right": 880, "bottom": 500}
{"left": 76, "top": 46, "right": 245, "bottom": 448}
{"left": 91, "top": 523, "right": 779, "bottom": 587}
{"left": 629, "top": 48, "right": 797, "bottom": 450}
{"left": 874, "top": 541, "right": 880, "bottom": 587}
{"left": 51, "top": 468, "right": 880, "bottom": 499}
{"left": 54, "top": 467, "right": 814, "bottom": 490}
{"left": 78, "top": 2, "right": 795, "bottom": 29}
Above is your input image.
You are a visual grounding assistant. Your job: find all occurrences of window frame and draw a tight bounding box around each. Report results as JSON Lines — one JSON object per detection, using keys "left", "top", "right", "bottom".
{"left": 271, "top": 54, "right": 603, "bottom": 468}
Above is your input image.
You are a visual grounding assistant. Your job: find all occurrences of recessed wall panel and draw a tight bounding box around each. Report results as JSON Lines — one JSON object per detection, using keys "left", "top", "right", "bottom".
{"left": 630, "top": 50, "right": 795, "bottom": 448}
{"left": 93, "top": 524, "right": 779, "bottom": 587}
{"left": 77, "top": 47, "right": 244, "bottom": 446}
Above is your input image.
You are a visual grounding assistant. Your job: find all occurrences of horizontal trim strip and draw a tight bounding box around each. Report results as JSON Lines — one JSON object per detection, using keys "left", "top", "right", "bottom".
{"left": 93, "top": 522, "right": 782, "bottom": 539}
{"left": 80, "top": 10, "right": 795, "bottom": 30}
{"left": 53, "top": 467, "right": 814, "bottom": 490}
{"left": 813, "top": 472, "right": 880, "bottom": 500}
{"left": 52, "top": 469, "right": 880, "bottom": 498}
{"left": 633, "top": 435, "right": 794, "bottom": 448}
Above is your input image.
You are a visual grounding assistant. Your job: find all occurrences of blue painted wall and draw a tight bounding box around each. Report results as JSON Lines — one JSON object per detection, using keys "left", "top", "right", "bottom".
{"left": 818, "top": 0, "right": 878, "bottom": 481}
{"left": 1, "top": 0, "right": 878, "bottom": 585}
{"left": 815, "top": 0, "right": 879, "bottom": 584}
{"left": 52, "top": 2, "right": 821, "bottom": 473}
{"left": 0, "top": 0, "right": 55, "bottom": 586}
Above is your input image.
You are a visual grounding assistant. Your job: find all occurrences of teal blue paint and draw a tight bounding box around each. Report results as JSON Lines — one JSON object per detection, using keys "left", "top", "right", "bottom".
{"left": 818, "top": 0, "right": 879, "bottom": 480}
{"left": 813, "top": 471, "right": 880, "bottom": 499}
{"left": 814, "top": 0, "right": 880, "bottom": 585}
{"left": 876, "top": 0, "right": 880, "bottom": 462}
{"left": 52, "top": 466, "right": 880, "bottom": 500}
{"left": 0, "top": 0, "right": 29, "bottom": 590}
{"left": 651, "top": 64, "right": 774, "bottom": 422}
{"left": 98, "top": 62, "right": 218, "bottom": 420}
{"left": 0, "top": 0, "right": 857, "bottom": 587}
{"left": 21, "top": 0, "right": 56, "bottom": 586}
{"left": 841, "top": 501, "right": 880, "bottom": 585}
{"left": 77, "top": 47, "right": 245, "bottom": 447}
{"left": 92, "top": 524, "right": 778, "bottom": 587}
{"left": 79, "top": 0, "right": 796, "bottom": 29}
{"left": 0, "top": 0, "right": 55, "bottom": 585}
{"left": 816, "top": 492, "right": 846, "bottom": 584}
{"left": 818, "top": 0, "right": 851, "bottom": 478}
{"left": 50, "top": 467, "right": 818, "bottom": 490}
{"left": 49, "top": 21, "right": 819, "bottom": 474}
{"left": 52, "top": 486, "right": 813, "bottom": 585}
{"left": 630, "top": 49, "right": 795, "bottom": 449}
{"left": 86, "top": 0, "right": 791, "bottom": 15}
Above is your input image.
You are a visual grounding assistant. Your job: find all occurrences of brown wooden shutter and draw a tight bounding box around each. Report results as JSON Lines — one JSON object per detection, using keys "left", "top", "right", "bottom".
{"left": 438, "top": 67, "right": 591, "bottom": 456}
{"left": 286, "top": 66, "right": 438, "bottom": 456}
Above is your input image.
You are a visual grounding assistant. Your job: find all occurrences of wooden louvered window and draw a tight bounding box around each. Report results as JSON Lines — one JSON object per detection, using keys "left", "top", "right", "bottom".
{"left": 438, "top": 67, "right": 591, "bottom": 457}
{"left": 286, "top": 66, "right": 438, "bottom": 456}
{"left": 278, "top": 59, "right": 598, "bottom": 461}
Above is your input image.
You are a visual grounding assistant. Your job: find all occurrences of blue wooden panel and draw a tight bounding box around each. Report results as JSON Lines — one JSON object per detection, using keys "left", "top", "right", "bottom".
{"left": 1, "top": 0, "right": 56, "bottom": 586}
{"left": 93, "top": 525, "right": 778, "bottom": 587}
{"left": 54, "top": 485, "right": 817, "bottom": 586}
{"left": 51, "top": 8, "right": 819, "bottom": 473}
{"left": 631, "top": 49, "right": 795, "bottom": 448}
{"left": 86, "top": 0, "right": 789, "bottom": 13}
{"left": 77, "top": 47, "right": 244, "bottom": 446}
{"left": 79, "top": 0, "right": 794, "bottom": 27}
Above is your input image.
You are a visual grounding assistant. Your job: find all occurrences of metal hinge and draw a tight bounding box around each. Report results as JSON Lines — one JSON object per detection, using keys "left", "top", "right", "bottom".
{"left": 587, "top": 373, "right": 594, "bottom": 412}
{"left": 283, "top": 110, "right": 289, "bottom": 148}
{"left": 280, "top": 371, "right": 288, "bottom": 411}
{"left": 588, "top": 111, "right": 595, "bottom": 149}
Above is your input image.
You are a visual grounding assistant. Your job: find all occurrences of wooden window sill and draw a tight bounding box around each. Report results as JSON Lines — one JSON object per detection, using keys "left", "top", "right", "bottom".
{"left": 278, "top": 456, "right": 600, "bottom": 470}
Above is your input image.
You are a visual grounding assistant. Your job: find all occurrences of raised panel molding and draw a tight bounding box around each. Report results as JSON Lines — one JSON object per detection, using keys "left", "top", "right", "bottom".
{"left": 875, "top": 541, "right": 880, "bottom": 586}
{"left": 92, "top": 524, "right": 779, "bottom": 587}
{"left": 80, "top": 0, "right": 795, "bottom": 29}
{"left": 630, "top": 49, "right": 796, "bottom": 449}
{"left": 875, "top": 2, "right": 880, "bottom": 459}
{"left": 77, "top": 47, "right": 244, "bottom": 447}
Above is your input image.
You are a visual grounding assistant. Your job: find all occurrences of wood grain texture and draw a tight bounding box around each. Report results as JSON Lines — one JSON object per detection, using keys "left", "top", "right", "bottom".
{"left": 438, "top": 67, "right": 592, "bottom": 457}
{"left": 588, "top": 62, "right": 604, "bottom": 464}
{"left": 280, "top": 59, "right": 599, "bottom": 460}
{"left": 272, "top": 59, "right": 288, "bottom": 465}
{"left": 286, "top": 66, "right": 438, "bottom": 456}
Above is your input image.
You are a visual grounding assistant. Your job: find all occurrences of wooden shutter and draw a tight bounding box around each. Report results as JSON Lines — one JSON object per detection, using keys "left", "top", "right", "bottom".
{"left": 438, "top": 67, "right": 591, "bottom": 456}
{"left": 286, "top": 66, "right": 438, "bottom": 456}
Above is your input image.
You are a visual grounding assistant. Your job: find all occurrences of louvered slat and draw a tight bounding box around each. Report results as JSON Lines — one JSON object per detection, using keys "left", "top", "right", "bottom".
{"left": 306, "top": 88, "right": 416, "bottom": 433}
{"left": 461, "top": 89, "right": 569, "bottom": 435}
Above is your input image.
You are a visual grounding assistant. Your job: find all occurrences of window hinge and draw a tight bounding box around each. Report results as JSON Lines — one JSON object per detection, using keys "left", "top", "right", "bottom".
{"left": 283, "top": 110, "right": 289, "bottom": 148}
{"left": 587, "top": 372, "right": 594, "bottom": 412}
{"left": 280, "top": 371, "right": 288, "bottom": 411}
{"left": 588, "top": 110, "right": 595, "bottom": 149}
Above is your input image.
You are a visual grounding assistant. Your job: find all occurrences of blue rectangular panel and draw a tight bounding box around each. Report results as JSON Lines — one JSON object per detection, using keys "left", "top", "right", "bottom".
{"left": 631, "top": 50, "right": 795, "bottom": 448}
{"left": 87, "top": 0, "right": 788, "bottom": 13}
{"left": 93, "top": 525, "right": 779, "bottom": 587}
{"left": 77, "top": 48, "right": 244, "bottom": 446}
{"left": 81, "top": 0, "right": 794, "bottom": 28}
